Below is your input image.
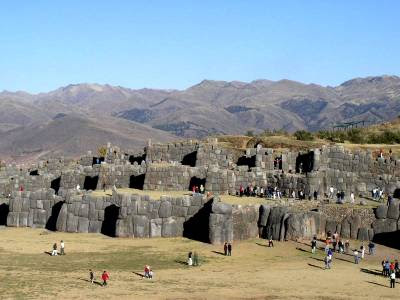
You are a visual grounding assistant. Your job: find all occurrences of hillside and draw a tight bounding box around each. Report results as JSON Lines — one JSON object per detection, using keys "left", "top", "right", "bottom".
{"left": 1, "top": 75, "right": 400, "bottom": 160}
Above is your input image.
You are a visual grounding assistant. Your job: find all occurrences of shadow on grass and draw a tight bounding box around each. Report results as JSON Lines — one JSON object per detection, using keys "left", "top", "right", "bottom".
{"left": 78, "top": 278, "right": 103, "bottom": 286}
{"left": 307, "top": 263, "right": 325, "bottom": 270}
{"left": 132, "top": 271, "right": 145, "bottom": 278}
{"left": 334, "top": 256, "right": 353, "bottom": 264}
{"left": 366, "top": 281, "right": 388, "bottom": 288}
{"left": 212, "top": 251, "right": 226, "bottom": 256}
{"left": 310, "top": 257, "right": 324, "bottom": 262}
{"left": 44, "top": 251, "right": 53, "bottom": 256}
{"left": 174, "top": 260, "right": 188, "bottom": 266}
{"left": 255, "top": 243, "right": 269, "bottom": 248}
{"left": 361, "top": 268, "right": 383, "bottom": 276}
{"left": 296, "top": 247, "right": 309, "bottom": 253}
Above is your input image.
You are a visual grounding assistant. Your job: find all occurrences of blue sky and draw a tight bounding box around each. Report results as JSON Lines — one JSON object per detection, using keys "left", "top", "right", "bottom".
{"left": 0, "top": 0, "right": 399, "bottom": 93}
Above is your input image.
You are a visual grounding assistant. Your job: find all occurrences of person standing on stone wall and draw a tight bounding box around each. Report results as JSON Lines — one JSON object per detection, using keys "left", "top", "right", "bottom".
{"left": 313, "top": 191, "right": 318, "bottom": 201}
{"left": 350, "top": 192, "right": 355, "bottom": 204}
{"left": 239, "top": 185, "right": 244, "bottom": 197}
{"left": 200, "top": 184, "right": 204, "bottom": 194}
{"left": 227, "top": 243, "right": 232, "bottom": 256}
{"left": 329, "top": 186, "right": 334, "bottom": 199}
{"left": 224, "top": 242, "right": 228, "bottom": 256}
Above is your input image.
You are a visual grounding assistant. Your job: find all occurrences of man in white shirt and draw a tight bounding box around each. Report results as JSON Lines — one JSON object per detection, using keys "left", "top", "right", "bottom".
{"left": 329, "top": 186, "right": 334, "bottom": 199}
{"left": 390, "top": 271, "right": 396, "bottom": 288}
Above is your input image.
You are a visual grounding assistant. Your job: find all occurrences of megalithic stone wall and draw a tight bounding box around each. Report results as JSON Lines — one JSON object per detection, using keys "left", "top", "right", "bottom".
{"left": 6, "top": 189, "right": 63, "bottom": 228}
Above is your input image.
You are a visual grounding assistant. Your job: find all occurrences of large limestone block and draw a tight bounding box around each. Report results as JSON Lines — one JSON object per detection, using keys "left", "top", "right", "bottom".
{"left": 372, "top": 219, "right": 397, "bottom": 234}
{"left": 159, "top": 201, "right": 172, "bottom": 218}
{"left": 66, "top": 214, "right": 79, "bottom": 232}
{"left": 162, "top": 217, "right": 179, "bottom": 237}
{"left": 78, "top": 217, "right": 89, "bottom": 233}
{"left": 211, "top": 202, "right": 232, "bottom": 215}
{"left": 375, "top": 205, "right": 388, "bottom": 219}
{"left": 357, "top": 227, "right": 369, "bottom": 241}
{"left": 387, "top": 200, "right": 400, "bottom": 220}
{"left": 133, "top": 215, "right": 150, "bottom": 238}
{"left": 150, "top": 218, "right": 162, "bottom": 238}
{"left": 265, "top": 207, "right": 288, "bottom": 240}
{"left": 88, "top": 220, "right": 102, "bottom": 233}
{"left": 56, "top": 203, "right": 68, "bottom": 232}
{"left": 7, "top": 212, "right": 19, "bottom": 227}
{"left": 258, "top": 205, "right": 270, "bottom": 227}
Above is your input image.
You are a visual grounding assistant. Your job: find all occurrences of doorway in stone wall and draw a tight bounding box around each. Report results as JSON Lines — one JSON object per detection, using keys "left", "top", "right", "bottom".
{"left": 189, "top": 177, "right": 206, "bottom": 191}
{"left": 51, "top": 177, "right": 61, "bottom": 195}
{"left": 45, "top": 201, "right": 64, "bottom": 231}
{"left": 83, "top": 176, "right": 99, "bottom": 190}
{"left": 183, "top": 200, "right": 212, "bottom": 242}
{"left": 29, "top": 170, "right": 39, "bottom": 176}
{"left": 92, "top": 157, "right": 105, "bottom": 165}
{"left": 101, "top": 204, "right": 119, "bottom": 237}
{"left": 129, "top": 174, "right": 145, "bottom": 190}
{"left": 0, "top": 203, "right": 9, "bottom": 225}
{"left": 295, "top": 152, "right": 314, "bottom": 173}
{"left": 236, "top": 155, "right": 256, "bottom": 168}
{"left": 181, "top": 151, "right": 197, "bottom": 167}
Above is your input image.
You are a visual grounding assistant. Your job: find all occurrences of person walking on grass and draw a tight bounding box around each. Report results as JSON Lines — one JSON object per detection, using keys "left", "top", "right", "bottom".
{"left": 390, "top": 271, "right": 396, "bottom": 288}
{"left": 268, "top": 237, "right": 274, "bottom": 247}
{"left": 224, "top": 242, "right": 228, "bottom": 256}
{"left": 354, "top": 249, "right": 359, "bottom": 264}
{"left": 89, "top": 269, "right": 94, "bottom": 284}
{"left": 311, "top": 237, "right": 317, "bottom": 254}
{"left": 324, "top": 255, "right": 331, "bottom": 269}
{"left": 193, "top": 252, "right": 199, "bottom": 266}
{"left": 51, "top": 243, "right": 58, "bottom": 256}
{"left": 60, "top": 240, "right": 65, "bottom": 255}
{"left": 101, "top": 271, "right": 109, "bottom": 286}
{"left": 227, "top": 243, "right": 232, "bottom": 256}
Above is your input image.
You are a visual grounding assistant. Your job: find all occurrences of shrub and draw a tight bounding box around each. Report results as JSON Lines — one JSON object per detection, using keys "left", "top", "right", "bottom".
{"left": 294, "top": 130, "right": 314, "bottom": 141}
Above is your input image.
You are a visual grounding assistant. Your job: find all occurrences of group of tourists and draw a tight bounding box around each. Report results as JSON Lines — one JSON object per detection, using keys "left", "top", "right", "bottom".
{"left": 381, "top": 259, "right": 399, "bottom": 288}
{"left": 50, "top": 240, "right": 65, "bottom": 256}
{"left": 372, "top": 187, "right": 384, "bottom": 201}
{"left": 187, "top": 251, "right": 199, "bottom": 266}
{"left": 191, "top": 184, "right": 205, "bottom": 194}
{"left": 310, "top": 231, "right": 376, "bottom": 270}
{"left": 223, "top": 242, "right": 232, "bottom": 256}
{"left": 89, "top": 269, "right": 110, "bottom": 286}
{"left": 144, "top": 265, "right": 154, "bottom": 279}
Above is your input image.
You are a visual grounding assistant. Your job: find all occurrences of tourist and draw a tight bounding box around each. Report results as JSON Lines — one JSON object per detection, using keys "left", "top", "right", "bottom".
{"left": 101, "top": 270, "right": 109, "bottom": 286}
{"left": 338, "top": 240, "right": 344, "bottom": 253}
{"left": 329, "top": 186, "right": 334, "bottom": 199}
{"left": 390, "top": 271, "right": 396, "bottom": 288}
{"left": 360, "top": 244, "right": 365, "bottom": 259}
{"left": 76, "top": 184, "right": 80, "bottom": 191}
{"left": 390, "top": 261, "right": 395, "bottom": 274}
{"left": 268, "top": 237, "right": 274, "bottom": 247}
{"left": 19, "top": 185, "right": 24, "bottom": 192}
{"left": 192, "top": 185, "right": 196, "bottom": 193}
{"left": 51, "top": 243, "right": 58, "bottom": 256}
{"left": 223, "top": 242, "right": 228, "bottom": 256}
{"left": 89, "top": 269, "right": 94, "bottom": 284}
{"left": 144, "top": 265, "right": 150, "bottom": 278}
{"left": 187, "top": 252, "right": 193, "bottom": 266}
{"left": 353, "top": 249, "right": 359, "bottom": 264}
{"left": 324, "top": 255, "right": 331, "bottom": 269}
{"left": 260, "top": 187, "right": 264, "bottom": 197}
{"left": 313, "top": 191, "right": 318, "bottom": 201}
{"left": 332, "top": 236, "right": 337, "bottom": 252}
{"left": 291, "top": 190, "right": 296, "bottom": 199}
{"left": 60, "top": 240, "right": 65, "bottom": 255}
{"left": 384, "top": 260, "right": 390, "bottom": 277}
{"left": 227, "top": 243, "right": 232, "bottom": 256}
{"left": 311, "top": 237, "right": 317, "bottom": 254}
{"left": 327, "top": 248, "right": 333, "bottom": 261}
{"left": 193, "top": 251, "right": 199, "bottom": 266}
{"left": 239, "top": 185, "right": 244, "bottom": 197}
{"left": 345, "top": 240, "right": 350, "bottom": 254}
{"left": 350, "top": 192, "right": 355, "bottom": 204}
{"left": 148, "top": 268, "right": 153, "bottom": 279}
{"left": 200, "top": 184, "right": 204, "bottom": 194}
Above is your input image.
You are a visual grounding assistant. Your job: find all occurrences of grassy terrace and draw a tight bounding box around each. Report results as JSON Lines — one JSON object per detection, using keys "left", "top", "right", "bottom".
{"left": 0, "top": 227, "right": 399, "bottom": 299}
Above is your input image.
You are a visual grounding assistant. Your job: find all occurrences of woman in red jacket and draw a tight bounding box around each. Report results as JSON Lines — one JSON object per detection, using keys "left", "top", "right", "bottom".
{"left": 101, "top": 271, "right": 109, "bottom": 286}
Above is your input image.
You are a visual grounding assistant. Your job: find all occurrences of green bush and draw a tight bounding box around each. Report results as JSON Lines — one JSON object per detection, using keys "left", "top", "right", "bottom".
{"left": 294, "top": 130, "right": 314, "bottom": 141}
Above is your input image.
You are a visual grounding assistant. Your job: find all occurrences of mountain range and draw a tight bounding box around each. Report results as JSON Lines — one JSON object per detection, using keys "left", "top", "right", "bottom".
{"left": 1, "top": 75, "right": 400, "bottom": 161}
